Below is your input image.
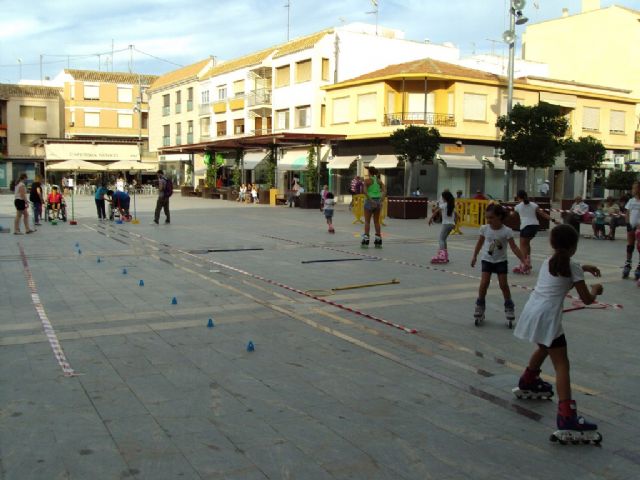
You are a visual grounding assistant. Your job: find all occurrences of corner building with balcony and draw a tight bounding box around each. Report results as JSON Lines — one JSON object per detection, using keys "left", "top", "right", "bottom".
{"left": 321, "top": 58, "right": 637, "bottom": 201}
{"left": 0, "top": 84, "right": 63, "bottom": 191}
{"left": 154, "top": 23, "right": 460, "bottom": 190}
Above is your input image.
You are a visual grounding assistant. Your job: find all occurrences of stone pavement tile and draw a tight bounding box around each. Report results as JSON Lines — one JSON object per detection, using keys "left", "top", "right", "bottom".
{"left": 88, "top": 386, "right": 150, "bottom": 421}
{"left": 211, "top": 414, "right": 286, "bottom": 449}
{"left": 103, "top": 414, "right": 176, "bottom": 457}
{"left": 123, "top": 452, "right": 200, "bottom": 480}
{"left": 170, "top": 429, "right": 257, "bottom": 478}
{"left": 109, "top": 355, "right": 161, "bottom": 380}
{"left": 243, "top": 441, "right": 335, "bottom": 480}
{"left": 58, "top": 434, "right": 129, "bottom": 480}
{"left": 143, "top": 387, "right": 245, "bottom": 420}
{"left": 124, "top": 372, "right": 187, "bottom": 404}
{"left": 1, "top": 444, "right": 70, "bottom": 480}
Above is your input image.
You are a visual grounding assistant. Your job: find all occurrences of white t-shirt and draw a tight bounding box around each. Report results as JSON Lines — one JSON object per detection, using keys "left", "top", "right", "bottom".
{"left": 515, "top": 201, "right": 539, "bottom": 228}
{"left": 479, "top": 224, "right": 514, "bottom": 263}
{"left": 324, "top": 198, "right": 335, "bottom": 210}
{"left": 439, "top": 201, "right": 456, "bottom": 225}
{"left": 116, "top": 179, "right": 125, "bottom": 192}
{"left": 514, "top": 258, "right": 584, "bottom": 347}
{"left": 625, "top": 197, "right": 640, "bottom": 227}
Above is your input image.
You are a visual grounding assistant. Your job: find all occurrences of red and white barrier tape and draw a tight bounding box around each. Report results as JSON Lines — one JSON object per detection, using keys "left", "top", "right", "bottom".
{"left": 388, "top": 199, "right": 429, "bottom": 204}
{"left": 18, "top": 243, "right": 76, "bottom": 377}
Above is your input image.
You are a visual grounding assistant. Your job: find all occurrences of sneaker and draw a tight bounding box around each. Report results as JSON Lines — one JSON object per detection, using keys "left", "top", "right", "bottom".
{"left": 151, "top": 220, "right": 159, "bottom": 225}
{"left": 26, "top": 229, "right": 36, "bottom": 234}
{"left": 165, "top": 221, "right": 170, "bottom": 224}
{"left": 14, "top": 231, "right": 23, "bottom": 235}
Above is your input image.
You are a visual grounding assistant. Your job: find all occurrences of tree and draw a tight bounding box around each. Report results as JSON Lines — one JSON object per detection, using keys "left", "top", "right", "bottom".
{"left": 232, "top": 148, "right": 243, "bottom": 189}
{"left": 496, "top": 102, "right": 568, "bottom": 169}
{"left": 604, "top": 169, "right": 638, "bottom": 192}
{"left": 304, "top": 146, "right": 318, "bottom": 193}
{"left": 563, "top": 136, "right": 606, "bottom": 173}
{"left": 389, "top": 125, "right": 441, "bottom": 195}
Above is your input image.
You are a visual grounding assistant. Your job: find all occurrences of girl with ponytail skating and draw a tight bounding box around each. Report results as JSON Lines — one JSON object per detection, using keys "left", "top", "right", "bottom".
{"left": 429, "top": 190, "right": 456, "bottom": 263}
{"left": 512, "top": 190, "right": 556, "bottom": 274}
{"left": 513, "top": 224, "right": 604, "bottom": 444}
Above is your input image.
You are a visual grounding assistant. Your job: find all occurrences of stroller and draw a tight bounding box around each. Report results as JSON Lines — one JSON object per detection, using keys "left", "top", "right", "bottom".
{"left": 108, "top": 190, "right": 132, "bottom": 222}
{"left": 45, "top": 186, "right": 67, "bottom": 222}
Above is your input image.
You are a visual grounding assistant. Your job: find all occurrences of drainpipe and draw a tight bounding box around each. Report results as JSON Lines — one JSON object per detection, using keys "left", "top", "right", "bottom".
{"left": 333, "top": 34, "right": 340, "bottom": 83}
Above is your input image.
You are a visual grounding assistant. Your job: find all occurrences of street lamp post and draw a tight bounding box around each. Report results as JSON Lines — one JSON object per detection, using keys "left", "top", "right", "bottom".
{"left": 502, "top": 0, "right": 528, "bottom": 202}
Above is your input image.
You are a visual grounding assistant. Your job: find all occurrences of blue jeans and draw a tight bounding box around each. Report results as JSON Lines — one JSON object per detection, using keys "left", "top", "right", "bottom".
{"left": 32, "top": 201, "right": 42, "bottom": 225}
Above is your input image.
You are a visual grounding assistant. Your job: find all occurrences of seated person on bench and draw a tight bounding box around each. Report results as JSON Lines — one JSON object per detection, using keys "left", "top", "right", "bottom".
{"left": 107, "top": 189, "right": 131, "bottom": 220}
{"left": 47, "top": 186, "right": 63, "bottom": 220}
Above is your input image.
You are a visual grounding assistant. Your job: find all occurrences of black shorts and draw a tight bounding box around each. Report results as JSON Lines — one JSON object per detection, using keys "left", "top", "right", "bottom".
{"left": 481, "top": 260, "right": 508, "bottom": 275}
{"left": 520, "top": 225, "right": 539, "bottom": 239}
{"left": 627, "top": 224, "right": 638, "bottom": 233}
{"left": 14, "top": 199, "right": 26, "bottom": 211}
{"left": 538, "top": 334, "right": 567, "bottom": 349}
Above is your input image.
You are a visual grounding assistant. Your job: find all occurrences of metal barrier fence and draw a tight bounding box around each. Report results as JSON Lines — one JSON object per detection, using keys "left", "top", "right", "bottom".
{"left": 451, "top": 199, "right": 491, "bottom": 235}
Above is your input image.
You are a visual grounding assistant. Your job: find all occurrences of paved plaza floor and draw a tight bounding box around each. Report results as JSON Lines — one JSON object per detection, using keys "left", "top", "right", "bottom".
{"left": 0, "top": 193, "right": 638, "bottom": 479}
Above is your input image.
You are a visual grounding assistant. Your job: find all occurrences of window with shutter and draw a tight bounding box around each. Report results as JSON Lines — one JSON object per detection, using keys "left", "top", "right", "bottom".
{"left": 332, "top": 97, "right": 349, "bottom": 124}
{"left": 582, "top": 107, "right": 600, "bottom": 131}
{"left": 83, "top": 83, "right": 100, "bottom": 100}
{"left": 275, "top": 65, "right": 291, "bottom": 88}
{"left": 463, "top": 93, "right": 487, "bottom": 121}
{"left": 357, "top": 93, "right": 377, "bottom": 121}
{"left": 609, "top": 110, "right": 625, "bottom": 133}
{"left": 295, "top": 60, "right": 312, "bottom": 83}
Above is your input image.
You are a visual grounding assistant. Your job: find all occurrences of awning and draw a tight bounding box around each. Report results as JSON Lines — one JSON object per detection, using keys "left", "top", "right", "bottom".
{"left": 539, "top": 92, "right": 577, "bottom": 109}
{"left": 159, "top": 154, "right": 190, "bottom": 162}
{"left": 278, "top": 149, "right": 308, "bottom": 171}
{"left": 438, "top": 154, "right": 482, "bottom": 170}
{"left": 327, "top": 155, "right": 356, "bottom": 170}
{"left": 45, "top": 143, "right": 139, "bottom": 162}
{"left": 482, "top": 156, "right": 526, "bottom": 171}
{"left": 241, "top": 151, "right": 268, "bottom": 170}
{"left": 47, "top": 159, "right": 106, "bottom": 171}
{"left": 369, "top": 154, "right": 399, "bottom": 169}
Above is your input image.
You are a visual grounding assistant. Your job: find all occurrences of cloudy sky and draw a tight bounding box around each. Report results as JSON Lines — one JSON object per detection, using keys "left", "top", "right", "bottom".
{"left": 0, "top": 0, "right": 635, "bottom": 82}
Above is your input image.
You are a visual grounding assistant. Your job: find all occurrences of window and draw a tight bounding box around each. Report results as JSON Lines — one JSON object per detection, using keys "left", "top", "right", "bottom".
{"left": 19, "top": 105, "right": 47, "bottom": 121}
{"left": 84, "top": 111, "right": 100, "bottom": 127}
{"left": 275, "top": 65, "right": 290, "bottom": 88}
{"left": 200, "top": 117, "right": 211, "bottom": 136}
{"left": 187, "top": 120, "right": 193, "bottom": 143}
{"left": 117, "top": 113, "right": 133, "bottom": 128}
{"left": 175, "top": 90, "right": 182, "bottom": 113}
{"left": 162, "top": 94, "right": 170, "bottom": 116}
{"left": 83, "top": 83, "right": 100, "bottom": 100}
{"left": 141, "top": 112, "right": 148, "bottom": 130}
{"left": 447, "top": 92, "right": 455, "bottom": 115}
{"left": 216, "top": 120, "right": 227, "bottom": 137}
{"left": 187, "top": 87, "right": 194, "bottom": 111}
{"left": 175, "top": 122, "right": 182, "bottom": 144}
{"left": 332, "top": 97, "right": 349, "bottom": 124}
{"left": 162, "top": 124, "right": 170, "bottom": 146}
{"left": 233, "top": 80, "right": 245, "bottom": 97}
{"left": 20, "top": 133, "right": 45, "bottom": 146}
{"left": 321, "top": 58, "right": 330, "bottom": 81}
{"left": 357, "top": 93, "right": 377, "bottom": 121}
{"left": 117, "top": 86, "right": 132, "bottom": 103}
{"left": 275, "top": 109, "right": 290, "bottom": 130}
{"left": 582, "top": 106, "right": 600, "bottom": 131}
{"left": 295, "top": 59, "right": 312, "bottom": 83}
{"left": 321, "top": 104, "right": 326, "bottom": 127}
{"left": 610, "top": 110, "right": 625, "bottom": 133}
{"left": 217, "top": 85, "right": 227, "bottom": 101}
{"left": 463, "top": 93, "right": 487, "bottom": 121}
{"left": 201, "top": 90, "right": 209, "bottom": 104}
{"left": 295, "top": 105, "right": 311, "bottom": 128}
{"left": 234, "top": 119, "right": 245, "bottom": 134}
{"left": 407, "top": 93, "right": 435, "bottom": 114}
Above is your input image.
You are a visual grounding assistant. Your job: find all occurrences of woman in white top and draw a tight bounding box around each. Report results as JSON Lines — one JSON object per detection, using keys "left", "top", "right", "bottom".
{"left": 428, "top": 190, "right": 456, "bottom": 264}
{"left": 622, "top": 181, "right": 640, "bottom": 279}
{"left": 13, "top": 173, "right": 36, "bottom": 235}
{"left": 512, "top": 190, "right": 555, "bottom": 274}
{"left": 513, "top": 224, "right": 603, "bottom": 443}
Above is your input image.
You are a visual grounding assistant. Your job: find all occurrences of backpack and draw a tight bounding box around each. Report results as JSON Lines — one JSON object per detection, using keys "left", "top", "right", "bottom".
{"left": 164, "top": 178, "right": 173, "bottom": 197}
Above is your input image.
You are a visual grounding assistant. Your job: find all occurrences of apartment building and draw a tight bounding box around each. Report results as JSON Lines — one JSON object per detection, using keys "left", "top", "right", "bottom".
{"left": 321, "top": 58, "right": 637, "bottom": 200}
{"left": 522, "top": 0, "right": 640, "bottom": 156}
{"left": 156, "top": 23, "right": 460, "bottom": 188}
{"left": 0, "top": 84, "right": 63, "bottom": 190}
{"left": 147, "top": 57, "right": 215, "bottom": 184}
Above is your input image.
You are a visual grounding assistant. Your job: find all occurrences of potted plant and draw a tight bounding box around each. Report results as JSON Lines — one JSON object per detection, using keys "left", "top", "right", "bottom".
{"left": 298, "top": 147, "right": 322, "bottom": 209}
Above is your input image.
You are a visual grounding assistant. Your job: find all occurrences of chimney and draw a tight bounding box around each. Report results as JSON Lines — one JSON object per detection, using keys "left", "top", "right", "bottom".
{"left": 581, "top": 0, "right": 600, "bottom": 12}
{"left": 562, "top": 8, "right": 569, "bottom": 17}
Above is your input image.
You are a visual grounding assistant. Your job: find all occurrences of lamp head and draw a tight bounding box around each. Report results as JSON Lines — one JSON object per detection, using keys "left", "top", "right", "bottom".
{"left": 503, "top": 30, "right": 516, "bottom": 44}
{"left": 515, "top": 11, "right": 529, "bottom": 24}
{"left": 512, "top": 0, "right": 526, "bottom": 9}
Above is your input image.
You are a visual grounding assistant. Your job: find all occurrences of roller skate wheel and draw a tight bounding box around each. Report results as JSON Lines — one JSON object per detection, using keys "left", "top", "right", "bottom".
{"left": 508, "top": 320, "right": 513, "bottom": 329}
{"left": 474, "top": 318, "right": 480, "bottom": 327}
{"left": 593, "top": 432, "right": 603, "bottom": 445}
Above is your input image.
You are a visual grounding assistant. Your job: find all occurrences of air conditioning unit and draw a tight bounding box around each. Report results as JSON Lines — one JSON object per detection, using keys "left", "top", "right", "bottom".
{"left": 631, "top": 151, "right": 639, "bottom": 161}
{"left": 604, "top": 150, "right": 614, "bottom": 160}
{"left": 69, "top": 121, "right": 75, "bottom": 127}
{"left": 614, "top": 155, "right": 625, "bottom": 165}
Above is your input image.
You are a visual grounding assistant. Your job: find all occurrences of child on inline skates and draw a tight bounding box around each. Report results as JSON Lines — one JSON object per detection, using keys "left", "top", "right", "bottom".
{"left": 323, "top": 192, "right": 335, "bottom": 233}
{"left": 512, "top": 190, "right": 556, "bottom": 274}
{"left": 428, "top": 190, "right": 456, "bottom": 264}
{"left": 513, "top": 224, "right": 603, "bottom": 444}
{"left": 622, "top": 181, "right": 640, "bottom": 279}
{"left": 361, "top": 166, "right": 385, "bottom": 248}
{"left": 471, "top": 203, "right": 528, "bottom": 327}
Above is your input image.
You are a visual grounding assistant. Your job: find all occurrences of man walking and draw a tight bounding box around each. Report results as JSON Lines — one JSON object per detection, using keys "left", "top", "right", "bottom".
{"left": 153, "top": 170, "right": 171, "bottom": 224}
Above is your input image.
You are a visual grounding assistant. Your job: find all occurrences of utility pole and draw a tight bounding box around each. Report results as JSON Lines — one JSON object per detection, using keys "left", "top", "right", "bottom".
{"left": 39, "top": 54, "right": 43, "bottom": 85}
{"left": 17, "top": 59, "right": 22, "bottom": 81}
{"left": 366, "top": 0, "right": 379, "bottom": 35}
{"left": 284, "top": 1, "right": 291, "bottom": 41}
{"left": 128, "top": 44, "right": 134, "bottom": 73}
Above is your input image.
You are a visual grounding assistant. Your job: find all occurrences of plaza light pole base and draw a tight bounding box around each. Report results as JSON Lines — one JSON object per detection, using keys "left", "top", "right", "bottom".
{"left": 69, "top": 220, "right": 78, "bottom": 225}
{"left": 131, "top": 219, "right": 140, "bottom": 224}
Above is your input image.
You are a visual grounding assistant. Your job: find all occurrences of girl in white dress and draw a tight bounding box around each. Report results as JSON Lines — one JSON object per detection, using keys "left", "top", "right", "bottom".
{"left": 513, "top": 224, "right": 604, "bottom": 443}
{"left": 512, "top": 190, "right": 556, "bottom": 274}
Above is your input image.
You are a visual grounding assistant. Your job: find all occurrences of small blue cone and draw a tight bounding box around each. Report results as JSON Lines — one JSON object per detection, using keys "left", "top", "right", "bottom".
{"left": 207, "top": 318, "right": 214, "bottom": 328}
{"left": 97, "top": 257, "right": 101, "bottom": 263}
{"left": 75, "top": 242, "right": 79, "bottom": 248}
{"left": 246, "top": 341, "right": 255, "bottom": 352}
{"left": 122, "top": 268, "right": 127, "bottom": 275}
{"left": 77, "top": 249, "right": 82, "bottom": 255}
{"left": 139, "top": 280, "right": 144, "bottom": 287}
{"left": 171, "top": 297, "right": 177, "bottom": 305}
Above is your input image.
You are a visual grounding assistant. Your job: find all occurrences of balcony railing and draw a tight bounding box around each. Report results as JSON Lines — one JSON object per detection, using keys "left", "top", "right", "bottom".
{"left": 187, "top": 100, "right": 193, "bottom": 112}
{"left": 187, "top": 133, "right": 193, "bottom": 144}
{"left": 175, "top": 135, "right": 182, "bottom": 145}
{"left": 162, "top": 136, "right": 170, "bottom": 146}
{"left": 384, "top": 112, "right": 456, "bottom": 127}
{"left": 247, "top": 89, "right": 272, "bottom": 107}
{"left": 252, "top": 129, "right": 273, "bottom": 136}
{"left": 199, "top": 103, "right": 211, "bottom": 115}
{"left": 162, "top": 106, "right": 170, "bottom": 116}
{"left": 175, "top": 104, "right": 182, "bottom": 114}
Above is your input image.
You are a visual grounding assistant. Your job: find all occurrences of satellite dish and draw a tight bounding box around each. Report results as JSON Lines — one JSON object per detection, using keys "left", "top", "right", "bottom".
{"left": 503, "top": 30, "right": 516, "bottom": 44}
{"left": 512, "top": 0, "right": 526, "bottom": 9}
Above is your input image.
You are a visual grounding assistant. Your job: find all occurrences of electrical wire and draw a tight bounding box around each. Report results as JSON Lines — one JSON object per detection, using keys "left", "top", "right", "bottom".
{"left": 132, "top": 47, "right": 184, "bottom": 67}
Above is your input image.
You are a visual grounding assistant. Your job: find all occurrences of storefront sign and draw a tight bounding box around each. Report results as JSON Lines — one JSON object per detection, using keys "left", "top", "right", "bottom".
{"left": 45, "top": 143, "right": 139, "bottom": 162}
{"left": 445, "top": 145, "right": 466, "bottom": 154}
